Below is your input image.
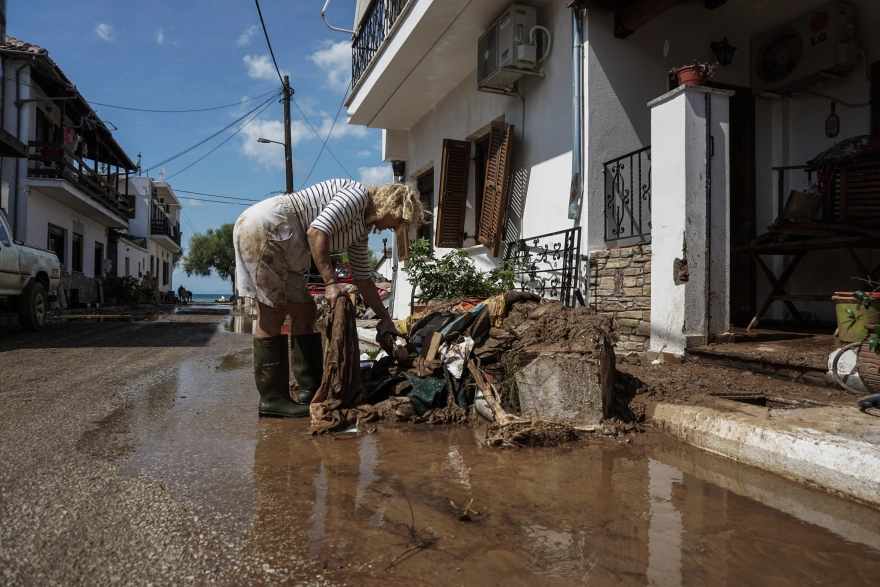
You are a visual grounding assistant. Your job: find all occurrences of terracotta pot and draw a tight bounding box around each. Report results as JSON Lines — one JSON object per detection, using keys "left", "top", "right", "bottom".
{"left": 675, "top": 66, "right": 708, "bottom": 87}
{"left": 411, "top": 303, "right": 429, "bottom": 315}
{"left": 857, "top": 325, "right": 880, "bottom": 394}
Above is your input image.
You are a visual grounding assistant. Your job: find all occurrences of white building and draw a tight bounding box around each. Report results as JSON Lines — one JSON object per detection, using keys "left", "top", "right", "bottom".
{"left": 116, "top": 175, "right": 183, "bottom": 295}
{"left": 340, "top": 0, "right": 880, "bottom": 354}
{"left": 0, "top": 36, "right": 138, "bottom": 305}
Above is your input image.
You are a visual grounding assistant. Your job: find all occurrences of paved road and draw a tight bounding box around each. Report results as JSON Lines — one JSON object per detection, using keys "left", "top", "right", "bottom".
{"left": 3, "top": 309, "right": 880, "bottom": 586}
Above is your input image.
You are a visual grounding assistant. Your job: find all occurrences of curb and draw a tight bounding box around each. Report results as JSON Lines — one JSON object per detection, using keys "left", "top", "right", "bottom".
{"left": 650, "top": 401, "right": 880, "bottom": 507}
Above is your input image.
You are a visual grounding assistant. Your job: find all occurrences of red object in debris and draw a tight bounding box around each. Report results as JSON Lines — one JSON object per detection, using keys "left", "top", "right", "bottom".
{"left": 835, "top": 291, "right": 880, "bottom": 297}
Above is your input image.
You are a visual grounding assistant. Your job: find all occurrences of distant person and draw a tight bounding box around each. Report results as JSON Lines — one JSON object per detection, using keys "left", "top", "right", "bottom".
{"left": 187, "top": 290, "right": 193, "bottom": 303}
{"left": 177, "top": 284, "right": 185, "bottom": 302}
{"left": 232, "top": 179, "right": 425, "bottom": 418}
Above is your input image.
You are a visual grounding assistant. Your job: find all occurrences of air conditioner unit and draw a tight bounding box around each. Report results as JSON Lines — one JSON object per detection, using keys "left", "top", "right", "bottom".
{"left": 477, "top": 4, "right": 538, "bottom": 93}
{"left": 751, "top": 1, "right": 858, "bottom": 95}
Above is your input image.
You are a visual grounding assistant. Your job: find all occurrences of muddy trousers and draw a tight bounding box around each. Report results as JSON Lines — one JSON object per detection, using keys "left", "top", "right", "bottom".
{"left": 254, "top": 335, "right": 310, "bottom": 418}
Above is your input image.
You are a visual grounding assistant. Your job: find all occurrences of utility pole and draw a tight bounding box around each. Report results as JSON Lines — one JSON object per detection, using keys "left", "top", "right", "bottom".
{"left": 282, "top": 75, "right": 294, "bottom": 194}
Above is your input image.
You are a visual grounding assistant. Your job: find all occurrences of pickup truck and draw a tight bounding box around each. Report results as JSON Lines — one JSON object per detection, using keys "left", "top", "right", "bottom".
{"left": 0, "top": 209, "right": 61, "bottom": 330}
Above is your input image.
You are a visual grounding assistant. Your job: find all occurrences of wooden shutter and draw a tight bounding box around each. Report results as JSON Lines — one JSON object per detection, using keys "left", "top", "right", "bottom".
{"left": 396, "top": 225, "right": 410, "bottom": 261}
{"left": 477, "top": 121, "right": 514, "bottom": 257}
{"left": 435, "top": 139, "right": 471, "bottom": 248}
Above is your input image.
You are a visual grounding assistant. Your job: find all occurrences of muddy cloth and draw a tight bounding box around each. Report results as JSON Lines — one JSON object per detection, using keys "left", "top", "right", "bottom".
{"left": 310, "top": 297, "right": 377, "bottom": 434}
{"left": 404, "top": 373, "right": 447, "bottom": 416}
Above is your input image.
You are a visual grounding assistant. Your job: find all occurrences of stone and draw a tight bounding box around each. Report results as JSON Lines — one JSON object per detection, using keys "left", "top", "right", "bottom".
{"left": 616, "top": 318, "right": 641, "bottom": 328}
{"left": 597, "top": 269, "right": 618, "bottom": 277}
{"left": 591, "top": 250, "right": 610, "bottom": 259}
{"left": 603, "top": 259, "right": 631, "bottom": 269}
{"left": 516, "top": 343, "right": 615, "bottom": 428}
{"left": 623, "top": 268, "right": 643, "bottom": 276}
{"left": 633, "top": 256, "right": 652, "bottom": 263}
{"left": 636, "top": 322, "right": 652, "bottom": 336}
{"left": 633, "top": 298, "right": 651, "bottom": 310}
{"left": 622, "top": 277, "right": 639, "bottom": 287}
{"left": 609, "top": 248, "right": 624, "bottom": 258}
{"left": 615, "top": 311, "right": 644, "bottom": 319}
{"left": 599, "top": 301, "right": 627, "bottom": 312}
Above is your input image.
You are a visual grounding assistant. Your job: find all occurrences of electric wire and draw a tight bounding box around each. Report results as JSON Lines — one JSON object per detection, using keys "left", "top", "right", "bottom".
{"left": 89, "top": 89, "right": 280, "bottom": 113}
{"left": 141, "top": 89, "right": 281, "bottom": 173}
{"left": 790, "top": 92, "right": 871, "bottom": 108}
{"left": 292, "top": 94, "right": 355, "bottom": 182}
{"left": 175, "top": 190, "right": 261, "bottom": 202}
{"left": 177, "top": 196, "right": 249, "bottom": 206}
{"left": 254, "top": 0, "right": 285, "bottom": 85}
{"left": 299, "top": 79, "right": 353, "bottom": 186}
{"left": 163, "top": 95, "right": 277, "bottom": 181}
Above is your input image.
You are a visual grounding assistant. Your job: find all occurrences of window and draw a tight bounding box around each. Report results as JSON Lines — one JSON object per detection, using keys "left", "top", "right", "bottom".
{"left": 48, "top": 224, "right": 66, "bottom": 268}
{"left": 417, "top": 170, "right": 434, "bottom": 245}
{"left": 150, "top": 255, "right": 155, "bottom": 276}
{"left": 124, "top": 257, "right": 130, "bottom": 277}
{"left": 71, "top": 233, "right": 83, "bottom": 272}
{"left": 476, "top": 121, "right": 515, "bottom": 256}
{"left": 93, "top": 242, "right": 104, "bottom": 278}
{"left": 0, "top": 221, "right": 10, "bottom": 247}
{"left": 162, "top": 260, "right": 169, "bottom": 286}
{"left": 435, "top": 139, "right": 471, "bottom": 248}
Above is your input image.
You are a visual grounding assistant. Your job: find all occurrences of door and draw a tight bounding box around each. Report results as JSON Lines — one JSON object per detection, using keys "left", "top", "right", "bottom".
{"left": 94, "top": 242, "right": 104, "bottom": 278}
{"left": 0, "top": 217, "right": 21, "bottom": 294}
{"left": 712, "top": 83, "right": 756, "bottom": 327}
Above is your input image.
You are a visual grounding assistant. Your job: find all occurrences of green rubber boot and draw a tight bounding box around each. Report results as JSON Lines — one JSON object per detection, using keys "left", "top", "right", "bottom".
{"left": 290, "top": 332, "right": 324, "bottom": 405}
{"left": 254, "top": 335, "right": 310, "bottom": 418}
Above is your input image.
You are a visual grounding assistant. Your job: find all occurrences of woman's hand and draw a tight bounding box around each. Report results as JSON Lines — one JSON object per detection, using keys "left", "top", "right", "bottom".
{"left": 378, "top": 317, "right": 403, "bottom": 339}
{"left": 325, "top": 282, "right": 345, "bottom": 309}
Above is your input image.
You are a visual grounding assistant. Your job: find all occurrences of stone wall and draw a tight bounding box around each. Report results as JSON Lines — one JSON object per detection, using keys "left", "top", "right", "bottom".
{"left": 589, "top": 245, "right": 652, "bottom": 352}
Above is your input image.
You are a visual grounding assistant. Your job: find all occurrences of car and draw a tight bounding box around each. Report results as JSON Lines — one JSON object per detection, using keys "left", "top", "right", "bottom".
{"left": 0, "top": 209, "right": 61, "bottom": 330}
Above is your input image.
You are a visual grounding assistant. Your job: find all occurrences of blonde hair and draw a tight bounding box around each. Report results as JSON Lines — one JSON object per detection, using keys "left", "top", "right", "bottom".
{"left": 366, "top": 182, "right": 428, "bottom": 228}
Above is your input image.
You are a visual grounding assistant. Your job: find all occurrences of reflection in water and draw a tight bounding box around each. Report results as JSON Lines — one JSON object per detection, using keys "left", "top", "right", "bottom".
{"left": 225, "top": 314, "right": 256, "bottom": 334}
{"left": 647, "top": 459, "right": 684, "bottom": 586}
{"left": 115, "top": 348, "right": 880, "bottom": 585}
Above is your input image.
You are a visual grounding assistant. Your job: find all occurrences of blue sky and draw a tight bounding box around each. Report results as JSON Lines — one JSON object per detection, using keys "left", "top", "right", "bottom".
{"left": 12, "top": 0, "right": 393, "bottom": 294}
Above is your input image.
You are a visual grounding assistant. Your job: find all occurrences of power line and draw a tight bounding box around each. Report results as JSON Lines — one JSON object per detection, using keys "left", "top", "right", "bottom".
{"left": 176, "top": 190, "right": 261, "bottom": 202}
{"left": 178, "top": 196, "right": 249, "bottom": 206}
{"left": 300, "top": 79, "right": 353, "bottom": 187}
{"left": 142, "top": 89, "right": 281, "bottom": 173}
{"left": 291, "top": 95, "right": 355, "bottom": 182}
{"left": 89, "top": 89, "right": 280, "bottom": 113}
{"left": 180, "top": 211, "right": 202, "bottom": 236}
{"left": 254, "top": 0, "right": 284, "bottom": 85}
{"left": 164, "top": 96, "right": 277, "bottom": 181}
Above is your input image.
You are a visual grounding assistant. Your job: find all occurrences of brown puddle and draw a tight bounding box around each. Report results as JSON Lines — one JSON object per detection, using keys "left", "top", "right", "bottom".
{"left": 90, "top": 339, "right": 880, "bottom": 585}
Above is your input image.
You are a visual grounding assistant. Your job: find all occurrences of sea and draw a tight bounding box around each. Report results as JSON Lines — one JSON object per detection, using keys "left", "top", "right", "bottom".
{"left": 188, "top": 293, "right": 233, "bottom": 303}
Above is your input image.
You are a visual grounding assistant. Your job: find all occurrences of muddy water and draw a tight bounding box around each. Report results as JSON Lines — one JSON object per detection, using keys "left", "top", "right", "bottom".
{"left": 94, "top": 339, "right": 880, "bottom": 585}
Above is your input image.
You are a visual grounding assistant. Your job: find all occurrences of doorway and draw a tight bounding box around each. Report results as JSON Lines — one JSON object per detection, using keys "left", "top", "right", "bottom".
{"left": 711, "top": 83, "right": 757, "bottom": 327}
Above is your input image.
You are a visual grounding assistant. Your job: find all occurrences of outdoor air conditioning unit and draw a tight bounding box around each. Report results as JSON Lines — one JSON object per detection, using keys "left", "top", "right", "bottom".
{"left": 751, "top": 1, "right": 858, "bottom": 95}
{"left": 477, "top": 4, "right": 538, "bottom": 93}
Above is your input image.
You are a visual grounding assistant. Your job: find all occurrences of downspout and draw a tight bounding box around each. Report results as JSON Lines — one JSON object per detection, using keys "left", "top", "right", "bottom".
{"left": 568, "top": 7, "right": 584, "bottom": 220}
{"left": 12, "top": 56, "right": 37, "bottom": 240}
{"left": 704, "top": 93, "right": 712, "bottom": 341}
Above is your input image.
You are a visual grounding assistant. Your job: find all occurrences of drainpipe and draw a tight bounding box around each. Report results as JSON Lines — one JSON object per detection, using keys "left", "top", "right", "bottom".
{"left": 12, "top": 57, "right": 37, "bottom": 240}
{"left": 568, "top": 7, "right": 584, "bottom": 220}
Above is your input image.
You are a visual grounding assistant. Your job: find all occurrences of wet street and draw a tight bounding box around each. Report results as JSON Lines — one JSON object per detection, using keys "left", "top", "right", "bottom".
{"left": 2, "top": 306, "right": 880, "bottom": 585}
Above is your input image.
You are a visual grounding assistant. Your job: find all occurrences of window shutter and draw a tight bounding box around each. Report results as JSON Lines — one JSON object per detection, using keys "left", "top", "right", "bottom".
{"left": 478, "top": 121, "right": 514, "bottom": 257}
{"left": 396, "top": 225, "right": 410, "bottom": 261}
{"left": 126, "top": 195, "right": 137, "bottom": 219}
{"left": 435, "top": 139, "right": 471, "bottom": 248}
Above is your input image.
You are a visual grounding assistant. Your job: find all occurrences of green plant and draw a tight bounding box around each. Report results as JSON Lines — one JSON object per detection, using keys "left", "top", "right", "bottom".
{"left": 845, "top": 289, "right": 880, "bottom": 354}
{"left": 669, "top": 61, "right": 720, "bottom": 78}
{"left": 103, "top": 276, "right": 140, "bottom": 304}
{"left": 402, "top": 238, "right": 514, "bottom": 303}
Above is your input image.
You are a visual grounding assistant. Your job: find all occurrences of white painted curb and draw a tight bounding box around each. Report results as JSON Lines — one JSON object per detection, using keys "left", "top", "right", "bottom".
{"left": 651, "top": 403, "right": 880, "bottom": 507}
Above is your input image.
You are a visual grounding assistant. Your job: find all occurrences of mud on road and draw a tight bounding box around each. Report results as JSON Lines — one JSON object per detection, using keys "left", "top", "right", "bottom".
{"left": 2, "top": 308, "right": 880, "bottom": 585}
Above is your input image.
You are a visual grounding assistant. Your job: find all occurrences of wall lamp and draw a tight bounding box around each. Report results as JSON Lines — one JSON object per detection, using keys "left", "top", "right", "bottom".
{"left": 710, "top": 37, "right": 737, "bottom": 67}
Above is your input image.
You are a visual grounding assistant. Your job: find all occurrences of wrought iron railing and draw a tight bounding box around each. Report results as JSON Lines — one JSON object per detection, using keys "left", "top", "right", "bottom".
{"left": 352, "top": 0, "right": 408, "bottom": 89}
{"left": 151, "top": 218, "right": 181, "bottom": 246}
{"left": 604, "top": 146, "right": 651, "bottom": 245}
{"left": 504, "top": 228, "right": 582, "bottom": 307}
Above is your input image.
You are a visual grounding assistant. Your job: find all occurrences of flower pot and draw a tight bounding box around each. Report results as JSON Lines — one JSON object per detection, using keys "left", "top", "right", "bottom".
{"left": 411, "top": 303, "right": 429, "bottom": 315}
{"left": 834, "top": 293, "right": 880, "bottom": 343}
{"left": 857, "top": 324, "right": 880, "bottom": 394}
{"left": 675, "top": 66, "right": 708, "bottom": 87}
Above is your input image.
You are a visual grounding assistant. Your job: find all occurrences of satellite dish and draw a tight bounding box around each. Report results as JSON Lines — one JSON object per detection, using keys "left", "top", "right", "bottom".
{"left": 757, "top": 30, "right": 803, "bottom": 82}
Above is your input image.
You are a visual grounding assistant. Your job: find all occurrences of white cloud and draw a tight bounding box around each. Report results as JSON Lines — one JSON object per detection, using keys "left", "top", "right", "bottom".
{"left": 237, "top": 25, "right": 257, "bottom": 47}
{"left": 239, "top": 117, "right": 312, "bottom": 170}
{"left": 243, "top": 54, "right": 289, "bottom": 82}
{"left": 156, "top": 28, "right": 165, "bottom": 45}
{"left": 308, "top": 40, "right": 352, "bottom": 93}
{"left": 319, "top": 112, "right": 369, "bottom": 140}
{"left": 358, "top": 165, "right": 393, "bottom": 186}
{"left": 356, "top": 150, "right": 371, "bottom": 157}
{"left": 94, "top": 23, "right": 114, "bottom": 42}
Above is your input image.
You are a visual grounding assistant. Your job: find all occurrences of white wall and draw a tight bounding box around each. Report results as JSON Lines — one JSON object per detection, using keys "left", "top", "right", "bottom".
{"left": 392, "top": 1, "right": 576, "bottom": 318}
{"left": 25, "top": 188, "right": 108, "bottom": 278}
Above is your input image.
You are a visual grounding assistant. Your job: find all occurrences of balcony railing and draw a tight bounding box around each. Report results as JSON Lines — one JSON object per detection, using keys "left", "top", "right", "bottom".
{"left": 27, "top": 141, "right": 129, "bottom": 219}
{"left": 604, "top": 146, "right": 651, "bottom": 245}
{"left": 352, "top": 0, "right": 408, "bottom": 89}
{"left": 504, "top": 228, "right": 582, "bottom": 308}
{"left": 151, "top": 218, "right": 182, "bottom": 247}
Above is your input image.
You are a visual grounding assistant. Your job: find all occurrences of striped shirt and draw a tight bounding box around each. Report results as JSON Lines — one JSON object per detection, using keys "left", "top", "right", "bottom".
{"left": 286, "top": 179, "right": 372, "bottom": 281}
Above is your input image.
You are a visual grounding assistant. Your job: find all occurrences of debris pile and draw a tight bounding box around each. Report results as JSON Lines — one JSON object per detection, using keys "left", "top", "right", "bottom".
{"left": 310, "top": 292, "right": 642, "bottom": 447}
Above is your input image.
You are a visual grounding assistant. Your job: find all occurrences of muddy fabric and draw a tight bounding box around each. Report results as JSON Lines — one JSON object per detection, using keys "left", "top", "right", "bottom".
{"left": 310, "top": 297, "right": 375, "bottom": 434}
{"left": 404, "top": 373, "right": 447, "bottom": 416}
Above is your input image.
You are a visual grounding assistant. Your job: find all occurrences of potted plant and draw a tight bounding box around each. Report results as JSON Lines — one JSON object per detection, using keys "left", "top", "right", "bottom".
{"left": 103, "top": 276, "right": 141, "bottom": 306}
{"left": 835, "top": 290, "right": 880, "bottom": 343}
{"left": 402, "top": 238, "right": 514, "bottom": 314}
{"left": 669, "top": 61, "right": 720, "bottom": 87}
